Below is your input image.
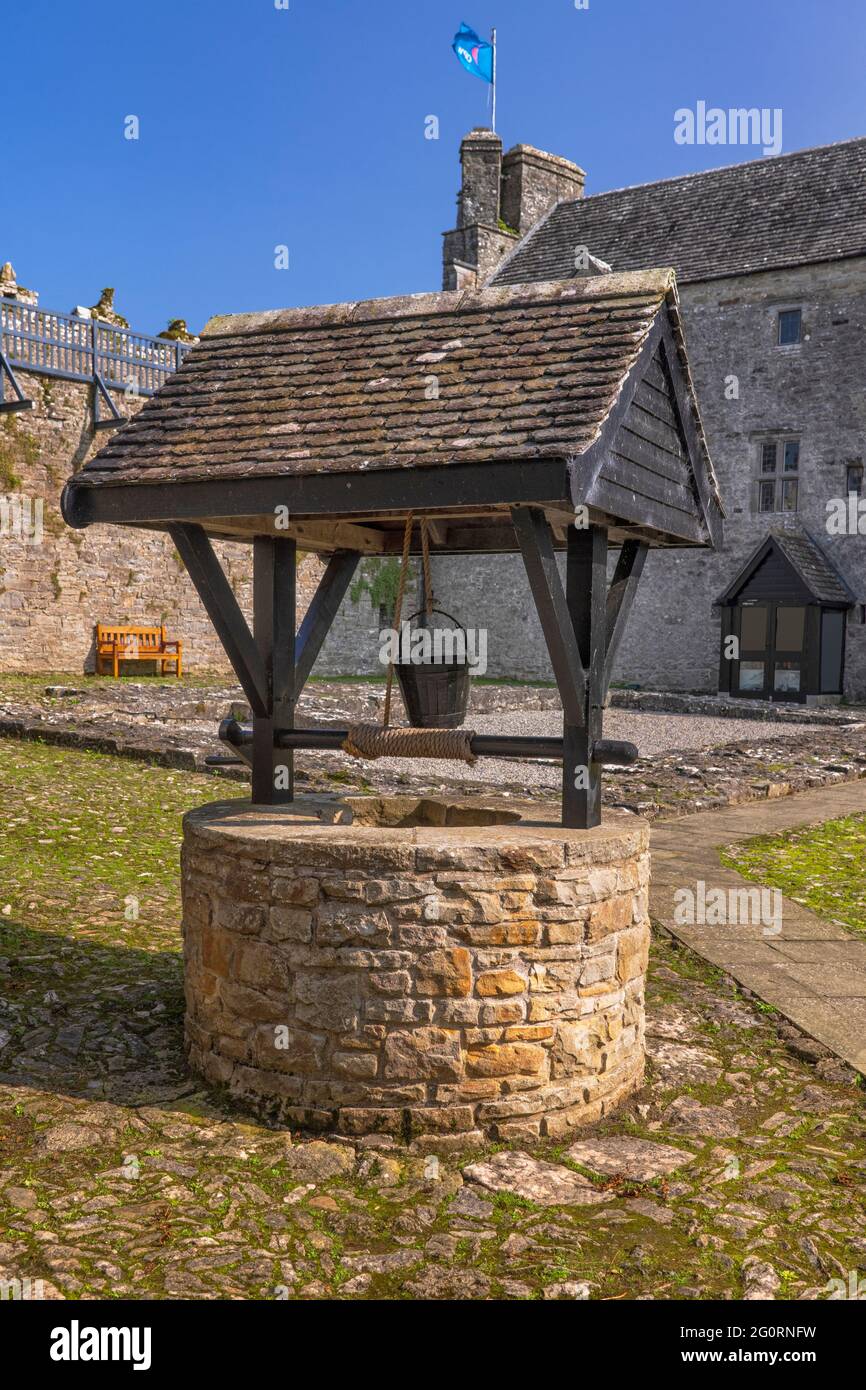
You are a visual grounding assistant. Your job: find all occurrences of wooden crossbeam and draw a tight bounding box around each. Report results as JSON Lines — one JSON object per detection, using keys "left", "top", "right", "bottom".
{"left": 603, "top": 539, "right": 648, "bottom": 694}
{"left": 168, "top": 522, "right": 269, "bottom": 717}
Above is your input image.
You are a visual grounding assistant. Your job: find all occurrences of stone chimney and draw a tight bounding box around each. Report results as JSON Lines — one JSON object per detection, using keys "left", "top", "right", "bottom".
{"left": 500, "top": 145, "right": 585, "bottom": 236}
{"left": 442, "top": 131, "right": 585, "bottom": 290}
{"left": 458, "top": 127, "right": 502, "bottom": 227}
{"left": 442, "top": 129, "right": 509, "bottom": 290}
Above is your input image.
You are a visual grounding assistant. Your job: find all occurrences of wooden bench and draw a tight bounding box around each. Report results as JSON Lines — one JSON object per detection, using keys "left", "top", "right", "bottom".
{"left": 95, "top": 624, "right": 183, "bottom": 678}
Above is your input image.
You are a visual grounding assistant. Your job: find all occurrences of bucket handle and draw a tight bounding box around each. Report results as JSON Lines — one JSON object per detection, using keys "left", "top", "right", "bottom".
{"left": 402, "top": 608, "right": 467, "bottom": 638}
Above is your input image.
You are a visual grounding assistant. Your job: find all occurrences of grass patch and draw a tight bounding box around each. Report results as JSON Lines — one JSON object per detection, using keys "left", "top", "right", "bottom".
{"left": 0, "top": 737, "right": 218, "bottom": 947}
{"left": 0, "top": 670, "right": 230, "bottom": 700}
{"left": 720, "top": 813, "right": 866, "bottom": 938}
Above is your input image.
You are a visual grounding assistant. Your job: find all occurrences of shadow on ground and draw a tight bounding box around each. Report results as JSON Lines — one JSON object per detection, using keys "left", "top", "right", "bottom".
{"left": 0, "top": 917, "right": 193, "bottom": 1106}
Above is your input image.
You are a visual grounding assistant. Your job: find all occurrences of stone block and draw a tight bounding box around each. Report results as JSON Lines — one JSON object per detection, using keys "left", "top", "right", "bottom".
{"left": 316, "top": 901, "right": 391, "bottom": 947}
{"left": 382, "top": 1027, "right": 464, "bottom": 1081}
{"left": 617, "top": 925, "right": 650, "bottom": 982}
{"left": 271, "top": 873, "right": 320, "bottom": 906}
{"left": 415, "top": 946, "right": 472, "bottom": 997}
{"left": 479, "top": 1000, "right": 525, "bottom": 1026}
{"left": 236, "top": 939, "right": 289, "bottom": 994}
{"left": 369, "top": 971, "right": 413, "bottom": 996}
{"left": 332, "top": 1050, "right": 380, "bottom": 1080}
{"left": 213, "top": 898, "right": 267, "bottom": 936}
{"left": 295, "top": 972, "right": 361, "bottom": 1032}
{"left": 466, "top": 1043, "right": 547, "bottom": 1078}
{"left": 586, "top": 892, "right": 634, "bottom": 942}
{"left": 200, "top": 924, "right": 237, "bottom": 978}
{"left": 475, "top": 969, "right": 526, "bottom": 997}
{"left": 269, "top": 907, "right": 313, "bottom": 943}
{"left": 364, "top": 878, "right": 428, "bottom": 904}
{"left": 254, "top": 1023, "right": 327, "bottom": 1075}
{"left": 219, "top": 979, "right": 287, "bottom": 1024}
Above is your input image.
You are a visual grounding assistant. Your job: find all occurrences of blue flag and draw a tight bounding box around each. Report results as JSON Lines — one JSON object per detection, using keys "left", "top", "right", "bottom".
{"left": 452, "top": 22, "right": 493, "bottom": 83}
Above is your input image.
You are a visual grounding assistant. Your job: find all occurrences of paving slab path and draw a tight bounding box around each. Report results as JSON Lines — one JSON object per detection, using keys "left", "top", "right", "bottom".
{"left": 650, "top": 779, "right": 866, "bottom": 1076}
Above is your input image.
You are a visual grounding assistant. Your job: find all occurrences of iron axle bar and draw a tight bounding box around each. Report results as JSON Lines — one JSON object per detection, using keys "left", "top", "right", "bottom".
{"left": 218, "top": 718, "right": 638, "bottom": 767}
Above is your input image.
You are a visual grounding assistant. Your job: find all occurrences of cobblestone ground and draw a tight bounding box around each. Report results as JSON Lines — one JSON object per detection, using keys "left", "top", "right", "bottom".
{"left": 1, "top": 740, "right": 864, "bottom": 1301}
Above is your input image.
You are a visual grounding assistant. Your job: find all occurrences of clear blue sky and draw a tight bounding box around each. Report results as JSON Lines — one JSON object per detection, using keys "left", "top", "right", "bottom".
{"left": 3, "top": 0, "right": 864, "bottom": 336}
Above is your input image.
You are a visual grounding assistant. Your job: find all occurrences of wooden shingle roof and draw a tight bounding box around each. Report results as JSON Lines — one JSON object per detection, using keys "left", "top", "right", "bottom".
{"left": 64, "top": 270, "right": 721, "bottom": 551}
{"left": 76, "top": 271, "right": 711, "bottom": 491}
{"left": 491, "top": 138, "right": 866, "bottom": 288}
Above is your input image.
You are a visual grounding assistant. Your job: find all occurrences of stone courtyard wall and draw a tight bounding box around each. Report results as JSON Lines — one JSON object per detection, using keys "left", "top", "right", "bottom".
{"left": 0, "top": 368, "right": 320, "bottom": 673}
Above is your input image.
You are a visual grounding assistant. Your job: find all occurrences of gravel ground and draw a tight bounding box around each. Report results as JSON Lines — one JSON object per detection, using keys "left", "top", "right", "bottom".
{"left": 1, "top": 676, "right": 862, "bottom": 813}
{"left": 322, "top": 708, "right": 823, "bottom": 792}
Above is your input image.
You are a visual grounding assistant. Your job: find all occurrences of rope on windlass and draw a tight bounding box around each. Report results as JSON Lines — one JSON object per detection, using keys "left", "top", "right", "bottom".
{"left": 342, "top": 723, "right": 478, "bottom": 765}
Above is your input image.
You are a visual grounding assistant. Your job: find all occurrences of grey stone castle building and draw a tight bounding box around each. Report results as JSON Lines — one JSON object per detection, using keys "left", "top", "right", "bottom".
{"left": 431, "top": 129, "right": 866, "bottom": 704}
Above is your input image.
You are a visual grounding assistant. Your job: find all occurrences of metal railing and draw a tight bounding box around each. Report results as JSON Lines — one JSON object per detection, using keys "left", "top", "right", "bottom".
{"left": 0, "top": 296, "right": 191, "bottom": 397}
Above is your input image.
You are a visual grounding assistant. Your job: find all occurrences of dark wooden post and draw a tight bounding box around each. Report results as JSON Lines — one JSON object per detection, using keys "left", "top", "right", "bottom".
{"left": 252, "top": 535, "right": 296, "bottom": 804}
{"left": 563, "top": 525, "right": 607, "bottom": 829}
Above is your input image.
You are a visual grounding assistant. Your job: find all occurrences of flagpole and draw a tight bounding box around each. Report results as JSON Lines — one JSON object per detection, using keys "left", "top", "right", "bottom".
{"left": 491, "top": 28, "right": 497, "bottom": 132}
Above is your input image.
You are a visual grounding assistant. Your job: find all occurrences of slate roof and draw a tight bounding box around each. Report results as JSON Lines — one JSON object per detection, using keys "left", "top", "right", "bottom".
{"left": 76, "top": 270, "right": 718, "bottom": 507}
{"left": 772, "top": 531, "right": 854, "bottom": 604}
{"left": 490, "top": 137, "right": 866, "bottom": 288}
{"left": 718, "top": 529, "right": 854, "bottom": 606}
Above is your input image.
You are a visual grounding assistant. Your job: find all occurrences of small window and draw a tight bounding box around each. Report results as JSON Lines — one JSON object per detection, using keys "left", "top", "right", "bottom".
{"left": 775, "top": 606, "right": 805, "bottom": 651}
{"left": 774, "top": 660, "right": 802, "bottom": 693}
{"left": 740, "top": 605, "right": 768, "bottom": 648}
{"left": 758, "top": 479, "right": 776, "bottom": 512}
{"left": 739, "top": 661, "right": 765, "bottom": 692}
{"left": 755, "top": 438, "right": 799, "bottom": 513}
{"left": 778, "top": 309, "right": 802, "bottom": 346}
{"left": 846, "top": 464, "right": 863, "bottom": 496}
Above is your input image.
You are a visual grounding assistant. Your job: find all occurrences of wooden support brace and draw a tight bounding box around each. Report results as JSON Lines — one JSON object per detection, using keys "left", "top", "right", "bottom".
{"left": 603, "top": 539, "right": 648, "bottom": 695}
{"left": 511, "top": 506, "right": 587, "bottom": 726}
{"left": 294, "top": 549, "right": 360, "bottom": 697}
{"left": 167, "top": 523, "right": 269, "bottom": 717}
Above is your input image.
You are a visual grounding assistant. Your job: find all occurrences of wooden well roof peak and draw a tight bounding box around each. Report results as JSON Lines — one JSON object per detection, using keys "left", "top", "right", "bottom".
{"left": 200, "top": 267, "right": 678, "bottom": 338}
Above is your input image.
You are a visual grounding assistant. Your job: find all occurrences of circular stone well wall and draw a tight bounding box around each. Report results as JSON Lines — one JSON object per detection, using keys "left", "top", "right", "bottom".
{"left": 181, "top": 797, "right": 650, "bottom": 1142}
